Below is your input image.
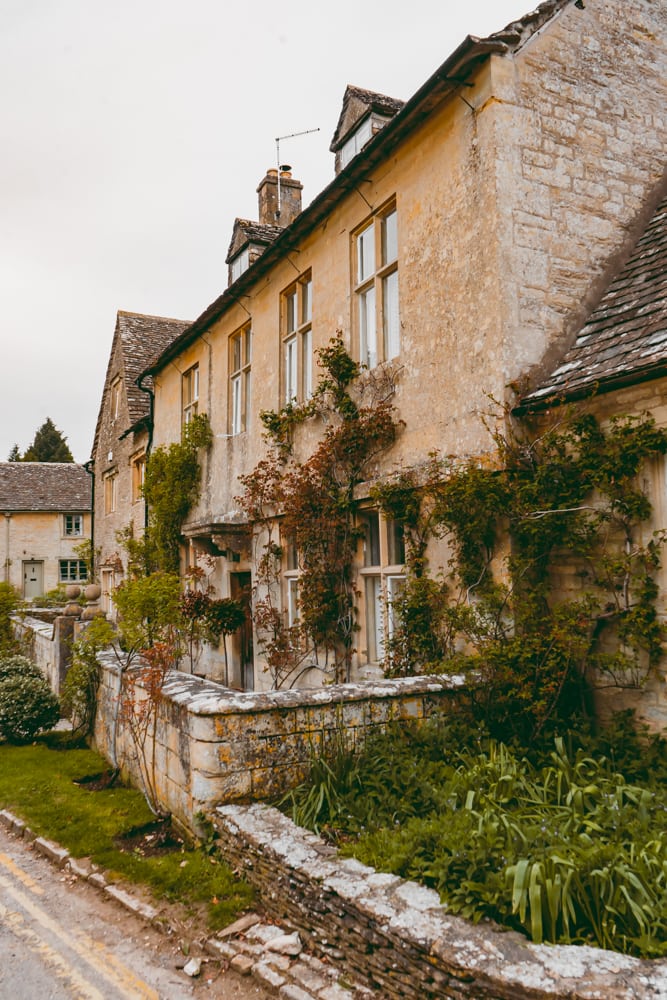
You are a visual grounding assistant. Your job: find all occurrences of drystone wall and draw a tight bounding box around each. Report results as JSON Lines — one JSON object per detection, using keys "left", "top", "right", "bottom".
{"left": 14, "top": 614, "right": 74, "bottom": 694}
{"left": 94, "top": 662, "right": 463, "bottom": 830}
{"left": 214, "top": 803, "right": 667, "bottom": 1000}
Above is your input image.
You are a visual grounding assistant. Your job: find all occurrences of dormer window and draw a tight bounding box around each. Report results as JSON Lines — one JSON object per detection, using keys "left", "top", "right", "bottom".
{"left": 331, "top": 87, "right": 404, "bottom": 175}
{"left": 340, "top": 117, "right": 373, "bottom": 168}
{"left": 230, "top": 247, "right": 250, "bottom": 283}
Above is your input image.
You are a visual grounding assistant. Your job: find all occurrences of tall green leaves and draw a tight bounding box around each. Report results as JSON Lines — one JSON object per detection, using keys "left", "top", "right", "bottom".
{"left": 286, "top": 720, "right": 667, "bottom": 956}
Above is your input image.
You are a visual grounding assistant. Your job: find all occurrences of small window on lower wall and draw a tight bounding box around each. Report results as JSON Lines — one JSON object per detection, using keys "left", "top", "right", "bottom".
{"left": 59, "top": 560, "right": 88, "bottom": 583}
{"left": 358, "top": 509, "right": 406, "bottom": 666}
{"left": 131, "top": 454, "right": 146, "bottom": 503}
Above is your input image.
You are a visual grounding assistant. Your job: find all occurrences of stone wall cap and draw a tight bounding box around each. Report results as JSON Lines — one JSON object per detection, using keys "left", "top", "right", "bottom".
{"left": 159, "top": 672, "right": 464, "bottom": 717}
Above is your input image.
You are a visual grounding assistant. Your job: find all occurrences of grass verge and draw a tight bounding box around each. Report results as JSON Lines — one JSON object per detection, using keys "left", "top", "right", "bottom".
{"left": 0, "top": 739, "right": 253, "bottom": 930}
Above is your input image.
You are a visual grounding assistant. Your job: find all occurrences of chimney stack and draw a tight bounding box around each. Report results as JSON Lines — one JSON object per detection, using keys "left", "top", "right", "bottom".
{"left": 257, "top": 167, "right": 303, "bottom": 226}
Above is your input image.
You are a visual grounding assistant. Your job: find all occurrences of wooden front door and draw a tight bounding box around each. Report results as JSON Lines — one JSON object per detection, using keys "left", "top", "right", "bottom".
{"left": 230, "top": 572, "right": 253, "bottom": 690}
{"left": 23, "top": 560, "right": 44, "bottom": 600}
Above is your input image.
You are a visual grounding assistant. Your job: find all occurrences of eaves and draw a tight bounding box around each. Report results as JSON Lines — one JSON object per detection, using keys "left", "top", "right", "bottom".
{"left": 514, "top": 361, "right": 667, "bottom": 416}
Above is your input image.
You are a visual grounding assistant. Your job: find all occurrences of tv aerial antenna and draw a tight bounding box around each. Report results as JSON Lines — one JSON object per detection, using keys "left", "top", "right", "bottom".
{"left": 275, "top": 127, "right": 320, "bottom": 218}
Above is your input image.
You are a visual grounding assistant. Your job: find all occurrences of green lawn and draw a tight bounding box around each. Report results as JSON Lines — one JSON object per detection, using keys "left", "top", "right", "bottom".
{"left": 0, "top": 741, "right": 253, "bottom": 930}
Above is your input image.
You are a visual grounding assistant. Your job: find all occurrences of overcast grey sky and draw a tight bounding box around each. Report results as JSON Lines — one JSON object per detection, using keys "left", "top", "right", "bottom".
{"left": 1, "top": 0, "right": 528, "bottom": 463}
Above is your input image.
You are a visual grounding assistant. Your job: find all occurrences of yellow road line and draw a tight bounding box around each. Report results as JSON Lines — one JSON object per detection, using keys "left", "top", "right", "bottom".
{"left": 0, "top": 850, "right": 45, "bottom": 895}
{"left": 0, "top": 873, "right": 159, "bottom": 999}
{"left": 0, "top": 899, "right": 106, "bottom": 1000}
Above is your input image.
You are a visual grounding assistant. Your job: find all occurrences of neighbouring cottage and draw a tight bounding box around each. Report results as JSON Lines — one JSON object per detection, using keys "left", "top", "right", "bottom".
{"left": 0, "top": 462, "right": 92, "bottom": 599}
{"left": 126, "top": 0, "right": 667, "bottom": 702}
{"left": 90, "top": 310, "right": 189, "bottom": 616}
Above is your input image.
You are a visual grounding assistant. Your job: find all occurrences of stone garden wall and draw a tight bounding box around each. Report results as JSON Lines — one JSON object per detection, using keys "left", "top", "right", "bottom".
{"left": 93, "top": 660, "right": 463, "bottom": 830}
{"left": 14, "top": 614, "right": 74, "bottom": 694}
{"left": 214, "top": 802, "right": 667, "bottom": 1000}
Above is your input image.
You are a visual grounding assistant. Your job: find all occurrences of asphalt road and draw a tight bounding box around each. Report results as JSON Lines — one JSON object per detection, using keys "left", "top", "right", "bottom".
{"left": 0, "top": 826, "right": 268, "bottom": 1000}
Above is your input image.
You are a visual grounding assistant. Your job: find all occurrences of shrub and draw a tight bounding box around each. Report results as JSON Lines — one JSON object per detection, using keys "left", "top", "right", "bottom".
{"left": 0, "top": 582, "right": 21, "bottom": 654}
{"left": 0, "top": 660, "right": 60, "bottom": 743}
{"left": 284, "top": 718, "right": 667, "bottom": 957}
{"left": 61, "top": 617, "right": 116, "bottom": 736}
{"left": 0, "top": 654, "right": 42, "bottom": 682}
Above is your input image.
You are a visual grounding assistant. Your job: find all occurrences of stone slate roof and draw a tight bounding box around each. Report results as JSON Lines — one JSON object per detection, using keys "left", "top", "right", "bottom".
{"left": 523, "top": 192, "right": 667, "bottom": 406}
{"left": 226, "top": 219, "right": 286, "bottom": 264}
{"left": 330, "top": 86, "right": 405, "bottom": 151}
{"left": 92, "top": 311, "right": 190, "bottom": 458}
{"left": 0, "top": 463, "right": 92, "bottom": 512}
{"left": 118, "top": 312, "right": 190, "bottom": 426}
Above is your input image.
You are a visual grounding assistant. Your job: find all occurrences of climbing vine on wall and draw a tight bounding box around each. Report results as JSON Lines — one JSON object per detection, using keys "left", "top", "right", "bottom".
{"left": 140, "top": 413, "right": 212, "bottom": 575}
{"left": 238, "top": 337, "right": 401, "bottom": 687}
{"left": 373, "top": 405, "right": 667, "bottom": 741}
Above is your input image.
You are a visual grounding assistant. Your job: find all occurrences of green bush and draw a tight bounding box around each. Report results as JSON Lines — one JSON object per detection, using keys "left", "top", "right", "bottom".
{"left": 0, "top": 660, "right": 60, "bottom": 743}
{"left": 284, "top": 718, "right": 667, "bottom": 957}
{"left": 0, "top": 654, "right": 42, "bottom": 682}
{"left": 0, "top": 582, "right": 21, "bottom": 654}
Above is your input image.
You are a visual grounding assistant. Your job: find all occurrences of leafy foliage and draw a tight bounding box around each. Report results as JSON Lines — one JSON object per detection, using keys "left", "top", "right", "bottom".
{"left": 142, "top": 414, "right": 212, "bottom": 574}
{"left": 21, "top": 417, "right": 73, "bottom": 462}
{"left": 61, "top": 617, "right": 116, "bottom": 736}
{"left": 373, "top": 408, "right": 667, "bottom": 741}
{"left": 239, "top": 337, "right": 401, "bottom": 686}
{"left": 0, "top": 655, "right": 60, "bottom": 742}
{"left": 113, "top": 571, "right": 182, "bottom": 655}
{"left": 0, "top": 583, "right": 22, "bottom": 656}
{"left": 284, "top": 717, "right": 667, "bottom": 957}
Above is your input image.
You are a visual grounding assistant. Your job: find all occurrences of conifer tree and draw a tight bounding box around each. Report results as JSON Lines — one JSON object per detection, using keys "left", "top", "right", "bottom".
{"left": 7, "top": 445, "right": 20, "bottom": 461}
{"left": 22, "top": 418, "right": 74, "bottom": 462}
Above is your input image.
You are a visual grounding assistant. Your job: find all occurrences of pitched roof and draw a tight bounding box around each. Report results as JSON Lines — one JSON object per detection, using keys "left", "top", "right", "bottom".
{"left": 92, "top": 311, "right": 190, "bottom": 458}
{"left": 330, "top": 86, "right": 405, "bottom": 151}
{"left": 0, "top": 463, "right": 92, "bottom": 512}
{"left": 145, "top": 0, "right": 573, "bottom": 376}
{"left": 118, "top": 312, "right": 190, "bottom": 425}
{"left": 522, "top": 192, "right": 667, "bottom": 406}
{"left": 226, "top": 219, "right": 286, "bottom": 264}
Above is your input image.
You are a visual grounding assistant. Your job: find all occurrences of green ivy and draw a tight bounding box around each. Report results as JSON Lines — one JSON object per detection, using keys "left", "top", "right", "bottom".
{"left": 142, "top": 414, "right": 212, "bottom": 574}
{"left": 374, "top": 406, "right": 667, "bottom": 741}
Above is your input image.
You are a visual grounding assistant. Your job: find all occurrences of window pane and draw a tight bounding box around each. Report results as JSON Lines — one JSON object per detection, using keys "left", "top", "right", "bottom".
{"left": 287, "top": 578, "right": 300, "bottom": 627}
{"left": 382, "top": 210, "right": 398, "bottom": 265}
{"left": 357, "top": 224, "right": 375, "bottom": 283}
{"left": 362, "top": 511, "right": 381, "bottom": 567}
{"left": 285, "top": 337, "right": 297, "bottom": 403}
{"left": 231, "top": 248, "right": 249, "bottom": 281}
{"left": 301, "top": 279, "right": 312, "bottom": 324}
{"left": 231, "top": 374, "right": 241, "bottom": 434}
{"left": 245, "top": 328, "right": 252, "bottom": 365}
{"left": 232, "top": 335, "right": 241, "bottom": 373}
{"left": 365, "top": 575, "right": 384, "bottom": 663}
{"left": 386, "top": 575, "right": 405, "bottom": 640}
{"left": 383, "top": 270, "right": 400, "bottom": 360}
{"left": 302, "top": 328, "right": 312, "bottom": 400}
{"left": 387, "top": 519, "right": 406, "bottom": 565}
{"left": 287, "top": 290, "right": 298, "bottom": 333}
{"left": 359, "top": 286, "right": 377, "bottom": 368}
{"left": 244, "top": 369, "right": 251, "bottom": 427}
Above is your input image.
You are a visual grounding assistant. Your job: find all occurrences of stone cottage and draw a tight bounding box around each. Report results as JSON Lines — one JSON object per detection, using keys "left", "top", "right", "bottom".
{"left": 90, "top": 310, "right": 190, "bottom": 615}
{"left": 0, "top": 462, "right": 92, "bottom": 599}
{"left": 133, "top": 0, "right": 667, "bottom": 695}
